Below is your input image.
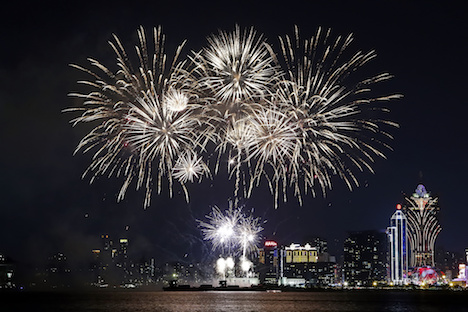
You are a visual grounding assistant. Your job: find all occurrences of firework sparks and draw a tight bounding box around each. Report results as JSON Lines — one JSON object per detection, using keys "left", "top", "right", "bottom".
{"left": 163, "top": 88, "right": 190, "bottom": 112}
{"left": 66, "top": 25, "right": 400, "bottom": 208}
{"left": 263, "top": 26, "right": 401, "bottom": 205}
{"left": 198, "top": 203, "right": 242, "bottom": 254}
{"left": 172, "top": 151, "right": 209, "bottom": 184}
{"left": 238, "top": 212, "right": 263, "bottom": 258}
{"left": 66, "top": 26, "right": 213, "bottom": 207}
{"left": 191, "top": 25, "right": 279, "bottom": 107}
{"left": 198, "top": 201, "right": 263, "bottom": 259}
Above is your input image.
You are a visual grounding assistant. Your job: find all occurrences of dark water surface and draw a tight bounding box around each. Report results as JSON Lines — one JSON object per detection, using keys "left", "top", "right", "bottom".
{"left": 2, "top": 290, "right": 467, "bottom": 312}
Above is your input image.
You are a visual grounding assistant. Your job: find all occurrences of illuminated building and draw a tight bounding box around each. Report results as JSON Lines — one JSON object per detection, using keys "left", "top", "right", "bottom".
{"left": 403, "top": 185, "right": 441, "bottom": 268}
{"left": 458, "top": 264, "right": 466, "bottom": 280}
{"left": 285, "top": 243, "right": 318, "bottom": 263}
{"left": 90, "top": 235, "right": 126, "bottom": 286}
{"left": 281, "top": 243, "right": 319, "bottom": 287}
{"left": 435, "top": 248, "right": 464, "bottom": 278}
{"left": 101, "top": 234, "right": 118, "bottom": 258}
{"left": 258, "top": 240, "right": 279, "bottom": 284}
{"left": 303, "top": 236, "right": 328, "bottom": 254}
{"left": 117, "top": 238, "right": 129, "bottom": 268}
{"left": 450, "top": 264, "right": 467, "bottom": 287}
{"left": 387, "top": 204, "right": 408, "bottom": 285}
{"left": 116, "top": 238, "right": 130, "bottom": 282}
{"left": 277, "top": 242, "right": 338, "bottom": 287}
{"left": 343, "top": 230, "right": 387, "bottom": 286}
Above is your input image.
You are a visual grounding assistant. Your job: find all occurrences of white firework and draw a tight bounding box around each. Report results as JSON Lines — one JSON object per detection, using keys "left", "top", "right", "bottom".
{"left": 67, "top": 25, "right": 400, "bottom": 209}
{"left": 66, "top": 26, "right": 210, "bottom": 208}
{"left": 267, "top": 26, "right": 401, "bottom": 204}
{"left": 163, "top": 88, "right": 190, "bottom": 112}
{"left": 198, "top": 204, "right": 242, "bottom": 254}
{"left": 172, "top": 151, "right": 209, "bottom": 184}
{"left": 242, "top": 107, "right": 302, "bottom": 205}
{"left": 191, "top": 25, "right": 279, "bottom": 112}
{"left": 198, "top": 201, "right": 263, "bottom": 259}
{"left": 238, "top": 212, "right": 263, "bottom": 258}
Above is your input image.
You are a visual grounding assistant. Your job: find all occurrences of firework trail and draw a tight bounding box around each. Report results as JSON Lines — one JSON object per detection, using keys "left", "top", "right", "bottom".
{"left": 66, "top": 25, "right": 400, "bottom": 208}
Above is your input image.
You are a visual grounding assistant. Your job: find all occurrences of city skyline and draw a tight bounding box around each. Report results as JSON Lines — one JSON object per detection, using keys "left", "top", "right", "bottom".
{"left": 1, "top": 1, "right": 467, "bottom": 275}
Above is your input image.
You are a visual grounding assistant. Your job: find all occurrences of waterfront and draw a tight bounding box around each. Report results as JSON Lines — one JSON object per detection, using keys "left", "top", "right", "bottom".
{"left": 2, "top": 290, "right": 468, "bottom": 312}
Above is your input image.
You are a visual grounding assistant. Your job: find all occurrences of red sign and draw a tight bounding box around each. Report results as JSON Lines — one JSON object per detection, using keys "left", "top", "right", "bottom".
{"left": 264, "top": 241, "right": 277, "bottom": 247}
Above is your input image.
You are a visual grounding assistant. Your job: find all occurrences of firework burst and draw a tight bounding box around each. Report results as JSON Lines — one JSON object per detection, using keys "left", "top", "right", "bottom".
{"left": 66, "top": 25, "right": 400, "bottom": 209}
{"left": 66, "top": 26, "right": 212, "bottom": 207}
{"left": 262, "top": 26, "right": 401, "bottom": 205}
{"left": 237, "top": 212, "right": 263, "bottom": 258}
{"left": 198, "top": 201, "right": 263, "bottom": 258}
{"left": 191, "top": 25, "right": 279, "bottom": 107}
{"left": 172, "top": 151, "right": 210, "bottom": 184}
{"left": 198, "top": 203, "right": 242, "bottom": 255}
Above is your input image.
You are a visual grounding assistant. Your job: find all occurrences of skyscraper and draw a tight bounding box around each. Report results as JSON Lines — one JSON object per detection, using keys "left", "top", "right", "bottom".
{"left": 258, "top": 240, "right": 279, "bottom": 284}
{"left": 343, "top": 230, "right": 387, "bottom": 286}
{"left": 403, "top": 185, "right": 441, "bottom": 268}
{"left": 387, "top": 204, "right": 408, "bottom": 285}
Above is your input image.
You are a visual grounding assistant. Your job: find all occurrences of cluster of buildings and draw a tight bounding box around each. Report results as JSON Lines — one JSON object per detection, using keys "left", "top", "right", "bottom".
{"left": 257, "top": 239, "right": 339, "bottom": 287}
{"left": 89, "top": 235, "right": 157, "bottom": 288}
{"left": 254, "top": 231, "right": 388, "bottom": 287}
{"left": 255, "top": 184, "right": 467, "bottom": 288}
{"left": 26, "top": 235, "right": 212, "bottom": 289}
{"left": 2, "top": 184, "right": 468, "bottom": 290}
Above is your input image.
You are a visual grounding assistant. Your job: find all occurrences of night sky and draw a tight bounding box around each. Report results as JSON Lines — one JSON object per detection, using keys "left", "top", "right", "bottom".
{"left": 1, "top": 1, "right": 467, "bottom": 272}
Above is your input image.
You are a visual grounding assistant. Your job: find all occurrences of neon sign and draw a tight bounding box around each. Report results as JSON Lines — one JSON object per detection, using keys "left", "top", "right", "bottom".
{"left": 264, "top": 241, "right": 278, "bottom": 247}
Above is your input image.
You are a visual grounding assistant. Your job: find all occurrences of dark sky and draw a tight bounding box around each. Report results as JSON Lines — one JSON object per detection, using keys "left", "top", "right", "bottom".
{"left": 1, "top": 1, "right": 467, "bottom": 269}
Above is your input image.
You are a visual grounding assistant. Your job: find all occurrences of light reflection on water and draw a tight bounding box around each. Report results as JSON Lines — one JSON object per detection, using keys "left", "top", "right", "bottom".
{"left": 3, "top": 290, "right": 468, "bottom": 312}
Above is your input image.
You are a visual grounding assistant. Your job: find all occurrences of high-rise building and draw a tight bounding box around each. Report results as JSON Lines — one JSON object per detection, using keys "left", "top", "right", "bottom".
{"left": 303, "top": 236, "right": 328, "bottom": 254}
{"left": 403, "top": 185, "right": 441, "bottom": 268}
{"left": 435, "top": 247, "right": 463, "bottom": 280}
{"left": 281, "top": 243, "right": 319, "bottom": 286}
{"left": 305, "top": 236, "right": 331, "bottom": 262}
{"left": 343, "top": 230, "right": 387, "bottom": 286}
{"left": 91, "top": 235, "right": 130, "bottom": 286}
{"left": 116, "top": 238, "right": 130, "bottom": 282}
{"left": 387, "top": 204, "right": 408, "bottom": 285}
{"left": 258, "top": 240, "right": 279, "bottom": 284}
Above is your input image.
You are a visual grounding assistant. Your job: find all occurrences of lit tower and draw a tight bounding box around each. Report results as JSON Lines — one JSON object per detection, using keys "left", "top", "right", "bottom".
{"left": 387, "top": 204, "right": 408, "bottom": 284}
{"left": 403, "top": 185, "right": 441, "bottom": 268}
